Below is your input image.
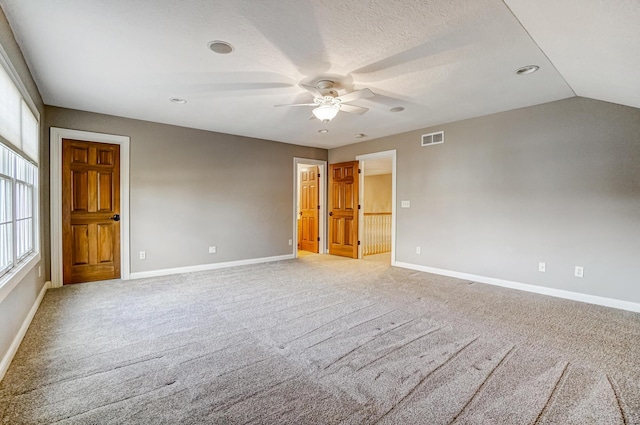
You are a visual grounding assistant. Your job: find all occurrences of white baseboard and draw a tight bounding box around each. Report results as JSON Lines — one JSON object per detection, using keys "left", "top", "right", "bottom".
{"left": 129, "top": 254, "right": 295, "bottom": 280}
{"left": 394, "top": 262, "right": 640, "bottom": 314}
{"left": 0, "top": 281, "right": 50, "bottom": 382}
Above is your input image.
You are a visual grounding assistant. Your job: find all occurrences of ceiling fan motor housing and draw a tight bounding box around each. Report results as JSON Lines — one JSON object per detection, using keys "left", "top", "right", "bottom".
{"left": 316, "top": 80, "right": 339, "bottom": 97}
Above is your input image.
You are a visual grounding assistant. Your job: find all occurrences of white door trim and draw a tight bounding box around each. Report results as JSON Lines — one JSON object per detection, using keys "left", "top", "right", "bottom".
{"left": 356, "top": 150, "right": 397, "bottom": 265}
{"left": 50, "top": 127, "right": 130, "bottom": 287}
{"left": 293, "top": 158, "right": 327, "bottom": 257}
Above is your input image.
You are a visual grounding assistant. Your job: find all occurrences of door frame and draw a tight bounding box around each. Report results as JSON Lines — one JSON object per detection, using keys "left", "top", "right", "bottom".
{"left": 50, "top": 127, "right": 130, "bottom": 287}
{"left": 293, "top": 158, "right": 327, "bottom": 257}
{"left": 356, "top": 150, "right": 397, "bottom": 265}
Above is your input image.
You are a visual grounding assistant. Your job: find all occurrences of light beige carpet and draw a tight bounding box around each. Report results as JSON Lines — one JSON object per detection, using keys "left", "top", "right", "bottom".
{"left": 1, "top": 255, "right": 638, "bottom": 424}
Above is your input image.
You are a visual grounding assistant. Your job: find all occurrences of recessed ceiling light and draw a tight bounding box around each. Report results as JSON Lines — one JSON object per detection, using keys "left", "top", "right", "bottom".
{"left": 318, "top": 129, "right": 329, "bottom": 134}
{"left": 170, "top": 98, "right": 187, "bottom": 104}
{"left": 355, "top": 133, "right": 367, "bottom": 138}
{"left": 389, "top": 106, "right": 405, "bottom": 113}
{"left": 516, "top": 65, "right": 539, "bottom": 75}
{"left": 208, "top": 40, "right": 234, "bottom": 54}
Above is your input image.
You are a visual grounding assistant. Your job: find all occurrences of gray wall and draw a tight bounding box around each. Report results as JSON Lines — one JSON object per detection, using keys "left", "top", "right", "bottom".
{"left": 45, "top": 107, "right": 327, "bottom": 273}
{"left": 0, "top": 7, "right": 46, "bottom": 367}
{"left": 330, "top": 97, "right": 640, "bottom": 304}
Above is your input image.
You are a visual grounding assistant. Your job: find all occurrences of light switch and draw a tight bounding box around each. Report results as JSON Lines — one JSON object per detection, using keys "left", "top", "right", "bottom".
{"left": 401, "top": 201, "right": 410, "bottom": 208}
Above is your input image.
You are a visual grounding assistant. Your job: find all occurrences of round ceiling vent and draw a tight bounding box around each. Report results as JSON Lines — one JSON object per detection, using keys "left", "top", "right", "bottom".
{"left": 208, "top": 40, "right": 234, "bottom": 54}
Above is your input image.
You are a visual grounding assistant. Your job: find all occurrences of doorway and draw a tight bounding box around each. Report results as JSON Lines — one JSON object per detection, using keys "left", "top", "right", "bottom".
{"left": 357, "top": 150, "right": 396, "bottom": 265}
{"left": 50, "top": 128, "right": 130, "bottom": 287}
{"left": 293, "top": 158, "right": 327, "bottom": 258}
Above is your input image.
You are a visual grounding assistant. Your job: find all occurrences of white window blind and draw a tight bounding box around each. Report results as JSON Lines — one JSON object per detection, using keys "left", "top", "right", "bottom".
{"left": 21, "top": 100, "right": 38, "bottom": 162}
{"left": 0, "top": 64, "right": 21, "bottom": 147}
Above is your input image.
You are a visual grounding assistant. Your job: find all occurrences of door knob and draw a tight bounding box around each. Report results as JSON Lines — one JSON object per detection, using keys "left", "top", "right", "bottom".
{"left": 329, "top": 212, "right": 333, "bottom": 216}
{"left": 111, "top": 214, "right": 120, "bottom": 222}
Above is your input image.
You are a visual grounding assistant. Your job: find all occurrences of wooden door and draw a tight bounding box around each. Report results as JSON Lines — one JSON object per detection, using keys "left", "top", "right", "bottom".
{"left": 329, "top": 161, "right": 359, "bottom": 258}
{"left": 62, "top": 139, "right": 121, "bottom": 284}
{"left": 299, "top": 166, "right": 319, "bottom": 253}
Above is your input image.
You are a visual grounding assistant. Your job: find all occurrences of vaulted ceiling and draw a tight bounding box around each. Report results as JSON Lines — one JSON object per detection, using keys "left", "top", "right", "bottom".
{"left": 1, "top": 0, "right": 638, "bottom": 148}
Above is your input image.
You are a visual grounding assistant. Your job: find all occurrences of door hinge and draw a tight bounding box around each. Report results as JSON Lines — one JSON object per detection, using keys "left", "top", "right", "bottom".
{"left": 358, "top": 204, "right": 361, "bottom": 210}
{"left": 318, "top": 173, "right": 320, "bottom": 178}
{"left": 317, "top": 205, "right": 320, "bottom": 209}
{"left": 358, "top": 169, "right": 361, "bottom": 174}
{"left": 358, "top": 241, "right": 361, "bottom": 246}
{"left": 317, "top": 237, "right": 320, "bottom": 241}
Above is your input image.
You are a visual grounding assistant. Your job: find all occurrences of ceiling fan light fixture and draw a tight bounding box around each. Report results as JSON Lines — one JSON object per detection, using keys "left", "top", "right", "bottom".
{"left": 312, "top": 104, "right": 340, "bottom": 122}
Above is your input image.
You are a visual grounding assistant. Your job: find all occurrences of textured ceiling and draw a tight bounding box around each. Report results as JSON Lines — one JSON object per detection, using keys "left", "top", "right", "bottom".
{"left": 504, "top": 0, "right": 640, "bottom": 111}
{"left": 0, "top": 0, "right": 636, "bottom": 149}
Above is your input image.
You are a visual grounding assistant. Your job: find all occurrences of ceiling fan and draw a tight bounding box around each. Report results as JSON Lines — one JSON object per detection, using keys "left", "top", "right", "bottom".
{"left": 275, "top": 80, "right": 375, "bottom": 122}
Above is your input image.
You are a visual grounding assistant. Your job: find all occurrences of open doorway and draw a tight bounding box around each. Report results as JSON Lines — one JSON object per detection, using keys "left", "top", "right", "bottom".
{"left": 357, "top": 150, "right": 396, "bottom": 265}
{"left": 293, "top": 158, "right": 327, "bottom": 258}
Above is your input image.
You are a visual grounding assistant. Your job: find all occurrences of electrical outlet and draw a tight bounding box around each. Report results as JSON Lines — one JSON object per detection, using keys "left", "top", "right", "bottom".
{"left": 574, "top": 266, "right": 584, "bottom": 278}
{"left": 401, "top": 201, "right": 411, "bottom": 208}
{"left": 288, "top": 239, "right": 293, "bottom": 246}
{"left": 416, "top": 246, "right": 421, "bottom": 254}
{"left": 538, "top": 262, "right": 546, "bottom": 272}
{"left": 139, "top": 251, "right": 146, "bottom": 260}
{"left": 209, "top": 246, "right": 217, "bottom": 254}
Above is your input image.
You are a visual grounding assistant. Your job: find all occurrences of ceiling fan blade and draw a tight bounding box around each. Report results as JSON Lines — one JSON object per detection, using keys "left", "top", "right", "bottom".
{"left": 337, "top": 88, "right": 375, "bottom": 104}
{"left": 274, "top": 103, "right": 316, "bottom": 108}
{"left": 300, "top": 84, "right": 324, "bottom": 98}
{"left": 340, "top": 104, "right": 369, "bottom": 115}
{"left": 195, "top": 82, "right": 294, "bottom": 92}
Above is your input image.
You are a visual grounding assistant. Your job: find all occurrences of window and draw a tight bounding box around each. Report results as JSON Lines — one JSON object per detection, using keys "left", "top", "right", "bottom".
{"left": 0, "top": 144, "right": 36, "bottom": 277}
{"left": 0, "top": 46, "right": 39, "bottom": 281}
{"left": 0, "top": 166, "right": 11, "bottom": 274}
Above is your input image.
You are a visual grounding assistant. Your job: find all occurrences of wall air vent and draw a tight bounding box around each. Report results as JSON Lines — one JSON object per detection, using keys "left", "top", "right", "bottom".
{"left": 421, "top": 130, "right": 444, "bottom": 146}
